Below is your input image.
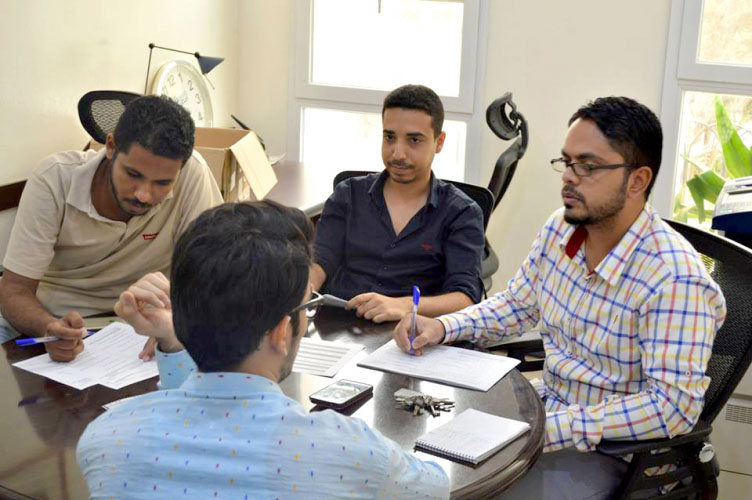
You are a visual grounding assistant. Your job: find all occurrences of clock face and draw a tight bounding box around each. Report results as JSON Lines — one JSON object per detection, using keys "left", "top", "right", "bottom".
{"left": 151, "top": 60, "right": 214, "bottom": 127}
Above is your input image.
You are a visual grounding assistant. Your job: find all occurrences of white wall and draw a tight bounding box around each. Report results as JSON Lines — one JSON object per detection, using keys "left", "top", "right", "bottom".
{"left": 236, "top": 0, "right": 291, "bottom": 157}
{"left": 236, "top": 0, "right": 672, "bottom": 292}
{"left": 0, "top": 0, "right": 239, "bottom": 259}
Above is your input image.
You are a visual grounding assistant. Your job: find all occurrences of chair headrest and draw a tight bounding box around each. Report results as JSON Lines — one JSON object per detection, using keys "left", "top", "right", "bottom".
{"left": 486, "top": 93, "right": 527, "bottom": 143}
{"left": 78, "top": 90, "right": 142, "bottom": 144}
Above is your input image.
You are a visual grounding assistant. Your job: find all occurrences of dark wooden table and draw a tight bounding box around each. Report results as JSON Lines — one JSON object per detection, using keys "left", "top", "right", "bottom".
{"left": 265, "top": 159, "right": 343, "bottom": 217}
{"left": 0, "top": 309, "right": 543, "bottom": 499}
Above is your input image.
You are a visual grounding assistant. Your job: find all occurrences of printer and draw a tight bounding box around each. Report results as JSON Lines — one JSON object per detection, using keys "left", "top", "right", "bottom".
{"left": 711, "top": 176, "right": 752, "bottom": 248}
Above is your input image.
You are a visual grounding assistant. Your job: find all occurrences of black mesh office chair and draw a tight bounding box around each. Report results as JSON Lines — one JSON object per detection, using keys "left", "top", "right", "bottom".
{"left": 591, "top": 220, "right": 752, "bottom": 499}
{"left": 78, "top": 90, "right": 141, "bottom": 144}
{"left": 482, "top": 93, "right": 529, "bottom": 291}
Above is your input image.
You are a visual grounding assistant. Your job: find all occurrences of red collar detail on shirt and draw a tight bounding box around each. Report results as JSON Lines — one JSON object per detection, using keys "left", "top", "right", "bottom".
{"left": 565, "top": 226, "right": 588, "bottom": 258}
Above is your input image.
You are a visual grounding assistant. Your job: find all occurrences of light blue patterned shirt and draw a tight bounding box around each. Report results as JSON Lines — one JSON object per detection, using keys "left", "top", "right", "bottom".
{"left": 76, "top": 349, "right": 449, "bottom": 499}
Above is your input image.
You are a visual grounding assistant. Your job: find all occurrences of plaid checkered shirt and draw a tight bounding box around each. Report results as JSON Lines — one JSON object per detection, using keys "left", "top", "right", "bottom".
{"left": 438, "top": 205, "right": 726, "bottom": 452}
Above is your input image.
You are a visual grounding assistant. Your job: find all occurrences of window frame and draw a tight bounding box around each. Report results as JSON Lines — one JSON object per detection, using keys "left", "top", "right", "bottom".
{"left": 287, "top": 0, "right": 489, "bottom": 183}
{"left": 653, "top": 0, "right": 752, "bottom": 218}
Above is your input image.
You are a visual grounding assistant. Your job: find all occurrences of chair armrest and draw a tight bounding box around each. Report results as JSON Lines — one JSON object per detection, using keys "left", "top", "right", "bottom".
{"left": 597, "top": 421, "right": 712, "bottom": 457}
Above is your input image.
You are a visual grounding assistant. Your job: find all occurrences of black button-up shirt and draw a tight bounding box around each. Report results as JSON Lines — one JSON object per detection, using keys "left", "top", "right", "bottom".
{"left": 314, "top": 171, "right": 484, "bottom": 303}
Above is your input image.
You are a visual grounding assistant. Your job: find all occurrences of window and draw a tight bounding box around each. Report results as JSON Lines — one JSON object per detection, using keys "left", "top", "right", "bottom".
{"left": 289, "top": 0, "right": 486, "bottom": 182}
{"left": 654, "top": 0, "right": 752, "bottom": 226}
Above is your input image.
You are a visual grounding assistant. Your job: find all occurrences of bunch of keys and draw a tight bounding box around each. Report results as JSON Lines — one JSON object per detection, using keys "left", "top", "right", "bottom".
{"left": 394, "top": 388, "right": 454, "bottom": 417}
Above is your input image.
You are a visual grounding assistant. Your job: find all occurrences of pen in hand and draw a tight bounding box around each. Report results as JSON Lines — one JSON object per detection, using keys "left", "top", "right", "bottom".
{"left": 409, "top": 286, "right": 420, "bottom": 355}
{"left": 15, "top": 330, "right": 95, "bottom": 346}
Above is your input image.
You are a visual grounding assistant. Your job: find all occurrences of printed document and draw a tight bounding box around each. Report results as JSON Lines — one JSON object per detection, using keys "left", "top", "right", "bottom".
{"left": 13, "top": 323, "right": 158, "bottom": 390}
{"left": 293, "top": 338, "right": 363, "bottom": 377}
{"left": 14, "top": 328, "right": 362, "bottom": 391}
{"left": 357, "top": 340, "right": 520, "bottom": 391}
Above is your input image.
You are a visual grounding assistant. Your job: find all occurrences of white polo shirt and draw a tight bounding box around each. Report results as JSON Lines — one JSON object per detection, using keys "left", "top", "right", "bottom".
{"left": 3, "top": 148, "right": 223, "bottom": 317}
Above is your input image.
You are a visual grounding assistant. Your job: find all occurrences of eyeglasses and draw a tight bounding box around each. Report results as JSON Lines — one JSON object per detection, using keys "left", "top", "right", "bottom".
{"left": 550, "top": 157, "right": 635, "bottom": 177}
{"left": 289, "top": 290, "right": 324, "bottom": 320}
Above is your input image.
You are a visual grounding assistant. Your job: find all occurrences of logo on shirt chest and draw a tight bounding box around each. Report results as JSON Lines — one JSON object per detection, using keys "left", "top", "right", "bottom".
{"left": 420, "top": 243, "right": 435, "bottom": 252}
{"left": 142, "top": 232, "right": 159, "bottom": 241}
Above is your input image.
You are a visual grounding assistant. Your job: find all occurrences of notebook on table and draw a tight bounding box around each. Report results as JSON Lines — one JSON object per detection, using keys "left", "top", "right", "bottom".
{"left": 414, "top": 408, "right": 531, "bottom": 465}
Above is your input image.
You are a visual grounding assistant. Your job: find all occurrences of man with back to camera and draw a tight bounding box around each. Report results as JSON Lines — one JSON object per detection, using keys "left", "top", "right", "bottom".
{"left": 393, "top": 96, "right": 726, "bottom": 498}
{"left": 0, "top": 95, "right": 222, "bottom": 361}
{"left": 310, "top": 84, "right": 485, "bottom": 323}
{"left": 76, "top": 200, "right": 450, "bottom": 499}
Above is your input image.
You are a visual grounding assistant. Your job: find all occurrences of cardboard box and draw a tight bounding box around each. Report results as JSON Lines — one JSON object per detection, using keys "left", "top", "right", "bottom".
{"left": 84, "top": 127, "right": 277, "bottom": 202}
{"left": 194, "top": 127, "right": 277, "bottom": 202}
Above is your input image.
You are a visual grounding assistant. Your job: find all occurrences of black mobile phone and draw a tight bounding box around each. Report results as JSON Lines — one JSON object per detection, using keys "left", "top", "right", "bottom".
{"left": 309, "top": 379, "right": 373, "bottom": 410}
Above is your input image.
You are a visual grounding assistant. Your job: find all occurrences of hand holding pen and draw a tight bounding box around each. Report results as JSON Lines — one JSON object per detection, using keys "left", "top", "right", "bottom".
{"left": 16, "top": 330, "right": 94, "bottom": 346}
{"left": 409, "top": 286, "right": 420, "bottom": 355}
{"left": 27, "top": 311, "right": 88, "bottom": 362}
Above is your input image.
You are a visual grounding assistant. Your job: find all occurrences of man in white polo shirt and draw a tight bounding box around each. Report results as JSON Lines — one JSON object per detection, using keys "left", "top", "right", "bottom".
{"left": 0, "top": 95, "right": 222, "bottom": 361}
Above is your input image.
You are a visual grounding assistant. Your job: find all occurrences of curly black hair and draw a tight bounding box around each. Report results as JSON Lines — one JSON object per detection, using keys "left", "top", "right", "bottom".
{"left": 113, "top": 95, "right": 195, "bottom": 165}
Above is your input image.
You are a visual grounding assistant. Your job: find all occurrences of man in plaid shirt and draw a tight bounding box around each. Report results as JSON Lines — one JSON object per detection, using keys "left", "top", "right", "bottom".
{"left": 394, "top": 96, "right": 726, "bottom": 499}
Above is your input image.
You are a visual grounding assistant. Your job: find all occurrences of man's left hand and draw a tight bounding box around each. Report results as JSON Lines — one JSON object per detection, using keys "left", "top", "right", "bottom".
{"left": 346, "top": 293, "right": 411, "bottom": 323}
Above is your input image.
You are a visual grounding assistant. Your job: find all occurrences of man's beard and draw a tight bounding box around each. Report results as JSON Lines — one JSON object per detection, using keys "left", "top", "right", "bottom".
{"left": 563, "top": 175, "right": 628, "bottom": 226}
{"left": 108, "top": 159, "right": 151, "bottom": 215}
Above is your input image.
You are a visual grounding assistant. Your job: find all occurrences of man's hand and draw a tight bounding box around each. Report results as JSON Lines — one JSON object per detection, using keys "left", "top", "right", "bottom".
{"left": 114, "top": 272, "right": 182, "bottom": 353}
{"left": 393, "top": 314, "right": 445, "bottom": 355}
{"left": 44, "top": 312, "right": 87, "bottom": 362}
{"left": 347, "top": 293, "right": 411, "bottom": 323}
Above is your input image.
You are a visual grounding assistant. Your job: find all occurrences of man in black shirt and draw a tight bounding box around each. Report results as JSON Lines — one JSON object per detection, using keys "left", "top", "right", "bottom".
{"left": 311, "top": 84, "right": 484, "bottom": 323}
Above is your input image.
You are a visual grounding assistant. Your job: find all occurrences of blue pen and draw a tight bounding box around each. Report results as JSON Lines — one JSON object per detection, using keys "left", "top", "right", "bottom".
{"left": 15, "top": 330, "right": 96, "bottom": 346}
{"left": 409, "top": 285, "right": 420, "bottom": 355}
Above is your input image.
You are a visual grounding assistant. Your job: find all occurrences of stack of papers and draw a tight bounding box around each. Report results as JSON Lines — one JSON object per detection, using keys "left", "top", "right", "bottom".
{"left": 13, "top": 323, "right": 157, "bottom": 390}
{"left": 357, "top": 340, "right": 520, "bottom": 391}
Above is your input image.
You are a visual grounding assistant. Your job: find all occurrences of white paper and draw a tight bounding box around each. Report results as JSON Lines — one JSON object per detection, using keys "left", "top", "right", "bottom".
{"left": 292, "top": 338, "right": 363, "bottom": 377}
{"left": 13, "top": 323, "right": 158, "bottom": 390}
{"left": 357, "top": 340, "right": 520, "bottom": 391}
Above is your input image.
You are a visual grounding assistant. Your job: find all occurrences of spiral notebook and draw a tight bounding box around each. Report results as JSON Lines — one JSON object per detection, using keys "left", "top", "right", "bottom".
{"left": 414, "top": 408, "right": 531, "bottom": 464}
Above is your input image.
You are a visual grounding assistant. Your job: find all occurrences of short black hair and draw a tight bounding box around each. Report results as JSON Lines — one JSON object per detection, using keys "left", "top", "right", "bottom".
{"left": 569, "top": 96, "right": 662, "bottom": 197}
{"left": 383, "top": 84, "right": 444, "bottom": 138}
{"left": 171, "top": 201, "right": 314, "bottom": 372}
{"left": 113, "top": 95, "right": 195, "bottom": 165}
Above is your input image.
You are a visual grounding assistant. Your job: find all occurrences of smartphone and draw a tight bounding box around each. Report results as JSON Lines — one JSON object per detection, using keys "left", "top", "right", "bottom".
{"left": 309, "top": 379, "right": 373, "bottom": 410}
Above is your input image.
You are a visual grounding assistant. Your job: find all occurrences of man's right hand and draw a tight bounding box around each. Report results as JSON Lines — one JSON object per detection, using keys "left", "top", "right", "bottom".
{"left": 44, "top": 312, "right": 87, "bottom": 362}
{"left": 393, "top": 314, "right": 446, "bottom": 356}
{"left": 114, "top": 272, "right": 182, "bottom": 353}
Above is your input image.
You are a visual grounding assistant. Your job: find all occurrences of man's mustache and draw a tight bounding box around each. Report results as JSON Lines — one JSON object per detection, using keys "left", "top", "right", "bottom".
{"left": 388, "top": 161, "right": 412, "bottom": 168}
{"left": 561, "top": 186, "right": 584, "bottom": 202}
{"left": 125, "top": 199, "right": 151, "bottom": 209}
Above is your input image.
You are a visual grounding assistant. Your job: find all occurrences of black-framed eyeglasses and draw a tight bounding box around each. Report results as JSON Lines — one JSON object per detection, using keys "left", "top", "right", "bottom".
{"left": 550, "top": 157, "right": 635, "bottom": 177}
{"left": 289, "top": 290, "right": 324, "bottom": 320}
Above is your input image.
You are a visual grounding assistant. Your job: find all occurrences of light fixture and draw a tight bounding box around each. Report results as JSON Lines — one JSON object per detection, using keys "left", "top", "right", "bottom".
{"left": 143, "top": 43, "right": 224, "bottom": 93}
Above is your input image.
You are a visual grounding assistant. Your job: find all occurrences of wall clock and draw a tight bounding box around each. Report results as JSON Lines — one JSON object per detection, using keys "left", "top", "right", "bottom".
{"left": 151, "top": 60, "right": 214, "bottom": 127}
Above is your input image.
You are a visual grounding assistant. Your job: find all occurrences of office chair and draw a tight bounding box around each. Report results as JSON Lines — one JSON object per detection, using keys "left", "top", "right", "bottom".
{"left": 591, "top": 219, "right": 752, "bottom": 500}
{"left": 481, "top": 93, "right": 529, "bottom": 292}
{"left": 78, "top": 90, "right": 142, "bottom": 144}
